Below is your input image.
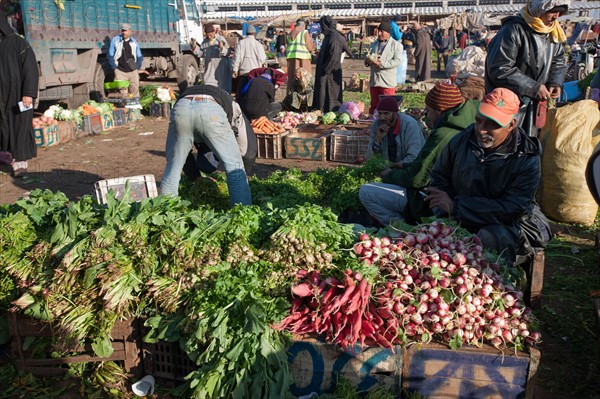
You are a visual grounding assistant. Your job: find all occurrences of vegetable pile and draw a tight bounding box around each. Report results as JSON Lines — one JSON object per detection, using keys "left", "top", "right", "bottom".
{"left": 251, "top": 116, "right": 285, "bottom": 134}
{"left": 276, "top": 220, "right": 539, "bottom": 351}
{"left": 276, "top": 111, "right": 322, "bottom": 129}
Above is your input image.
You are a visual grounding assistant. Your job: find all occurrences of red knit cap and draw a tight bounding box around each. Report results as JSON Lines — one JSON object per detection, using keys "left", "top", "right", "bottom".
{"left": 377, "top": 96, "right": 399, "bottom": 113}
{"left": 425, "top": 82, "right": 464, "bottom": 112}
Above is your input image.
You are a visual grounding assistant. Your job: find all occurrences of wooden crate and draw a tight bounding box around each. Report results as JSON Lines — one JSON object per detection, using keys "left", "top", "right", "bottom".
{"left": 5, "top": 312, "right": 143, "bottom": 377}
{"left": 100, "top": 110, "right": 116, "bottom": 131}
{"left": 33, "top": 123, "right": 60, "bottom": 147}
{"left": 284, "top": 132, "right": 330, "bottom": 161}
{"left": 288, "top": 337, "right": 402, "bottom": 397}
{"left": 56, "top": 121, "right": 77, "bottom": 144}
{"left": 256, "top": 131, "right": 289, "bottom": 160}
{"left": 80, "top": 113, "right": 103, "bottom": 135}
{"left": 112, "top": 108, "right": 126, "bottom": 126}
{"left": 330, "top": 130, "right": 371, "bottom": 163}
{"left": 402, "top": 343, "right": 540, "bottom": 399}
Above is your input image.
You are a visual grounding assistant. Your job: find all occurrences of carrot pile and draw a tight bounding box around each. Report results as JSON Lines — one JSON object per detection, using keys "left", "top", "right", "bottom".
{"left": 81, "top": 104, "right": 99, "bottom": 115}
{"left": 251, "top": 116, "right": 285, "bottom": 134}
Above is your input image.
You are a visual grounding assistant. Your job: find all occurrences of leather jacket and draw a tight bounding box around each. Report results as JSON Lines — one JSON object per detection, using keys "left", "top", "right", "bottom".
{"left": 485, "top": 16, "right": 567, "bottom": 101}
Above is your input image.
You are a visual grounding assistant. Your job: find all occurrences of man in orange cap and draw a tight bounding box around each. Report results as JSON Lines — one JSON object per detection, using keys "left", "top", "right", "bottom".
{"left": 425, "top": 87, "right": 551, "bottom": 264}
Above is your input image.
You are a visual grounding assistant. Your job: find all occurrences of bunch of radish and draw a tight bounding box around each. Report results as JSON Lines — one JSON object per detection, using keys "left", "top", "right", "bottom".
{"left": 32, "top": 115, "right": 57, "bottom": 128}
{"left": 278, "top": 112, "right": 303, "bottom": 130}
{"left": 276, "top": 220, "right": 540, "bottom": 351}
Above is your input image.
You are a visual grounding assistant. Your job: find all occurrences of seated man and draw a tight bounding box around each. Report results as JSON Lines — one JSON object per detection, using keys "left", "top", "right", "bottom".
{"left": 237, "top": 67, "right": 287, "bottom": 120}
{"left": 282, "top": 67, "right": 314, "bottom": 112}
{"left": 359, "top": 82, "right": 478, "bottom": 225}
{"left": 160, "top": 84, "right": 252, "bottom": 206}
{"left": 425, "top": 87, "right": 551, "bottom": 264}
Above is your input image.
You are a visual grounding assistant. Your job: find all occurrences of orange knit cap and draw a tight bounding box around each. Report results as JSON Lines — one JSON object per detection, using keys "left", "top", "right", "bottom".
{"left": 425, "top": 82, "right": 464, "bottom": 112}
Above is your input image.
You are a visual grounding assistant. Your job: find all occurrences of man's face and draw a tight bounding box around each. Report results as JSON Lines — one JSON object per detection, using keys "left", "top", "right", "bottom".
{"left": 377, "top": 110, "right": 398, "bottom": 126}
{"left": 121, "top": 29, "right": 131, "bottom": 39}
{"left": 540, "top": 10, "right": 561, "bottom": 27}
{"left": 425, "top": 105, "right": 443, "bottom": 129}
{"left": 206, "top": 31, "right": 216, "bottom": 40}
{"left": 474, "top": 114, "right": 516, "bottom": 149}
{"left": 378, "top": 29, "right": 390, "bottom": 41}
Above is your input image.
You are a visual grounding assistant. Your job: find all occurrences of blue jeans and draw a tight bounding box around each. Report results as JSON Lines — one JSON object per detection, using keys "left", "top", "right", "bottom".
{"left": 160, "top": 98, "right": 252, "bottom": 206}
{"left": 358, "top": 182, "right": 408, "bottom": 226}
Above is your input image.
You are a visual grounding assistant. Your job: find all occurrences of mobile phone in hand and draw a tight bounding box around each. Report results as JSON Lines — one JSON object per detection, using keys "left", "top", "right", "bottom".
{"left": 419, "top": 190, "right": 427, "bottom": 199}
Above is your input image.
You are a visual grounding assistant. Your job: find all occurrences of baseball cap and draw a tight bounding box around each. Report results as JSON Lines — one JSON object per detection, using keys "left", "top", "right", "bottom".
{"left": 121, "top": 23, "right": 131, "bottom": 31}
{"left": 478, "top": 88, "right": 520, "bottom": 127}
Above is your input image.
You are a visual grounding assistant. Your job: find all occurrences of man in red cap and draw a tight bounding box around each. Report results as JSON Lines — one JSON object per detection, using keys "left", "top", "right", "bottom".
{"left": 425, "top": 87, "right": 551, "bottom": 264}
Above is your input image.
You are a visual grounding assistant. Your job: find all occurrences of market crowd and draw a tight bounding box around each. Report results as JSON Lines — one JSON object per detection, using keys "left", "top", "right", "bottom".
{"left": 0, "top": 0, "right": 588, "bottom": 267}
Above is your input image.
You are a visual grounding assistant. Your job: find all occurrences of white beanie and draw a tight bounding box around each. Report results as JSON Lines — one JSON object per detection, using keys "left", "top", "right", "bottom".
{"left": 529, "top": 0, "right": 570, "bottom": 17}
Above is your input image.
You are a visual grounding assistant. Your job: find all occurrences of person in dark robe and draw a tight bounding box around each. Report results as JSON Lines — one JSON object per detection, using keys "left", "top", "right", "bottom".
{"left": 312, "top": 16, "right": 348, "bottom": 113}
{"left": 413, "top": 22, "right": 432, "bottom": 82}
{"left": 0, "top": 11, "right": 38, "bottom": 177}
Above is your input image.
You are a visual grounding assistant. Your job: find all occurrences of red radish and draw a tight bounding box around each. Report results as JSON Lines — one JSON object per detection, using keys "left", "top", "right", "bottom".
{"left": 291, "top": 283, "right": 313, "bottom": 297}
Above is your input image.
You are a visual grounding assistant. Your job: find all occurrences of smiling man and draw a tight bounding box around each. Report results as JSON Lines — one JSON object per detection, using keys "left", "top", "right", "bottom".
{"left": 485, "top": 0, "right": 569, "bottom": 136}
{"left": 425, "top": 88, "right": 551, "bottom": 265}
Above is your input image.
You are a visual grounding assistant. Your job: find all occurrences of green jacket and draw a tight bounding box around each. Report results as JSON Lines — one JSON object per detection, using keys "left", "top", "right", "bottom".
{"left": 382, "top": 99, "right": 479, "bottom": 222}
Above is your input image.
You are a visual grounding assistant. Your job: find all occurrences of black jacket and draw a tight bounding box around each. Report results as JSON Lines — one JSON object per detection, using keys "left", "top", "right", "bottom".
{"left": 430, "top": 125, "right": 541, "bottom": 230}
{"left": 238, "top": 77, "right": 274, "bottom": 120}
{"left": 485, "top": 16, "right": 566, "bottom": 102}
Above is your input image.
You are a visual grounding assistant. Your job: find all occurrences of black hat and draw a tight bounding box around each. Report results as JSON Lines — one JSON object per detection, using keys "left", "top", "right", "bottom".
{"left": 393, "top": 15, "right": 403, "bottom": 22}
{"left": 378, "top": 20, "right": 392, "bottom": 33}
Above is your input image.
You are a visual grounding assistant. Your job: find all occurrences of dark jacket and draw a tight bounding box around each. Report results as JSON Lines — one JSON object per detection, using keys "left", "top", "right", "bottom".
{"left": 430, "top": 124, "right": 542, "bottom": 230}
{"left": 485, "top": 16, "right": 567, "bottom": 102}
{"left": 382, "top": 99, "right": 479, "bottom": 222}
{"left": 313, "top": 16, "right": 345, "bottom": 112}
{"left": 238, "top": 76, "right": 275, "bottom": 120}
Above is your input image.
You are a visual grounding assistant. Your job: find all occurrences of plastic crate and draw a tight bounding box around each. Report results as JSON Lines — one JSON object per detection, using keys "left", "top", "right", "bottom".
{"left": 113, "top": 108, "right": 126, "bottom": 126}
{"left": 256, "top": 131, "right": 290, "bottom": 159}
{"left": 81, "top": 113, "right": 103, "bottom": 135}
{"left": 330, "top": 130, "right": 371, "bottom": 163}
{"left": 94, "top": 174, "right": 158, "bottom": 205}
{"left": 149, "top": 102, "right": 171, "bottom": 118}
{"left": 4, "top": 312, "right": 142, "bottom": 377}
{"left": 142, "top": 341, "right": 197, "bottom": 381}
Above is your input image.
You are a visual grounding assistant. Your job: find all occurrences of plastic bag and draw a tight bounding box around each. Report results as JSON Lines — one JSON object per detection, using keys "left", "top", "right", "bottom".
{"left": 397, "top": 50, "right": 408, "bottom": 85}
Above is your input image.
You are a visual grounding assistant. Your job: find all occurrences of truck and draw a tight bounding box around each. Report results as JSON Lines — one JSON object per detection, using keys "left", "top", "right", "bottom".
{"left": 7, "top": 0, "right": 203, "bottom": 106}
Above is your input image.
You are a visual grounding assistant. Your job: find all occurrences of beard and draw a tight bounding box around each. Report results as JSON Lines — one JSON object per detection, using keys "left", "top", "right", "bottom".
{"left": 477, "top": 134, "right": 496, "bottom": 149}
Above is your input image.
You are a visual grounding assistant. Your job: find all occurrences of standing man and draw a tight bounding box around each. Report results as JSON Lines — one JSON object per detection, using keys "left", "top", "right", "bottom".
{"left": 359, "top": 82, "right": 477, "bottom": 225}
{"left": 232, "top": 25, "right": 267, "bottom": 97}
{"left": 108, "top": 23, "right": 143, "bottom": 98}
{"left": 286, "top": 19, "right": 316, "bottom": 94}
{"left": 365, "top": 21, "right": 403, "bottom": 115}
{"left": 313, "top": 16, "right": 346, "bottom": 113}
{"left": 0, "top": 10, "right": 38, "bottom": 177}
{"left": 485, "top": 0, "right": 569, "bottom": 136}
{"left": 196, "top": 24, "right": 232, "bottom": 93}
{"left": 433, "top": 29, "right": 453, "bottom": 72}
{"left": 413, "top": 22, "right": 432, "bottom": 82}
{"left": 425, "top": 88, "right": 551, "bottom": 264}
{"left": 160, "top": 84, "right": 252, "bottom": 206}
{"left": 402, "top": 25, "right": 416, "bottom": 64}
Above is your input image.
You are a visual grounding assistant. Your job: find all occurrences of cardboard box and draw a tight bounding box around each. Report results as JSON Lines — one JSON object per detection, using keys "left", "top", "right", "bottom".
{"left": 33, "top": 123, "right": 59, "bottom": 147}
{"left": 81, "top": 113, "right": 103, "bottom": 135}
{"left": 402, "top": 343, "right": 540, "bottom": 399}
{"left": 112, "top": 108, "right": 126, "bottom": 126}
{"left": 56, "top": 121, "right": 77, "bottom": 144}
{"left": 101, "top": 110, "right": 116, "bottom": 131}
{"left": 256, "top": 131, "right": 290, "bottom": 159}
{"left": 284, "top": 132, "right": 330, "bottom": 161}
{"left": 288, "top": 337, "right": 402, "bottom": 397}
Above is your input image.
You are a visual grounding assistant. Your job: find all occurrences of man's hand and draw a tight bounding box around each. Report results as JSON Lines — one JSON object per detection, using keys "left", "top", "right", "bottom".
{"left": 424, "top": 187, "right": 454, "bottom": 215}
{"left": 536, "top": 84, "right": 552, "bottom": 100}
{"left": 232, "top": 71, "right": 238, "bottom": 79}
{"left": 372, "top": 59, "right": 382, "bottom": 68}
{"left": 549, "top": 86, "right": 561, "bottom": 99}
{"left": 390, "top": 162, "right": 403, "bottom": 169}
{"left": 380, "top": 167, "right": 392, "bottom": 178}
{"left": 365, "top": 58, "right": 372, "bottom": 67}
{"left": 375, "top": 123, "right": 388, "bottom": 143}
{"left": 21, "top": 96, "right": 33, "bottom": 108}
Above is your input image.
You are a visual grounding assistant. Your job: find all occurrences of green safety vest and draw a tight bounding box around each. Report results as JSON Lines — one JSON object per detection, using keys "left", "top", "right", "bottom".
{"left": 286, "top": 30, "right": 312, "bottom": 60}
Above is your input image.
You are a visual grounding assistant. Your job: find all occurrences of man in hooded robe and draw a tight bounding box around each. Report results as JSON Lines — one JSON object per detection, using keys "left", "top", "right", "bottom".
{"left": 313, "top": 16, "right": 348, "bottom": 113}
{"left": 485, "top": 0, "right": 569, "bottom": 136}
{"left": 0, "top": 11, "right": 38, "bottom": 177}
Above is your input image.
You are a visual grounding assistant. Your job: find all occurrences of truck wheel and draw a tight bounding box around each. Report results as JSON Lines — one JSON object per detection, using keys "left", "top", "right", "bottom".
{"left": 92, "top": 62, "right": 113, "bottom": 101}
{"left": 180, "top": 54, "right": 199, "bottom": 89}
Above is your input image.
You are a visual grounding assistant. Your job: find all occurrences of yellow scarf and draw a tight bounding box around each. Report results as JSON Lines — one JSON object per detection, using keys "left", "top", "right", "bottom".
{"left": 520, "top": 4, "right": 567, "bottom": 43}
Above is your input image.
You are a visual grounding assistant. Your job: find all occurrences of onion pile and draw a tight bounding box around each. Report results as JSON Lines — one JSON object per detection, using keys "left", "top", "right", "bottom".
{"left": 32, "top": 115, "right": 57, "bottom": 128}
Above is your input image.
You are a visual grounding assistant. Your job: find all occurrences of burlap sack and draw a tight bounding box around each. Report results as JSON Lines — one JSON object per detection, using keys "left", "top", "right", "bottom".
{"left": 537, "top": 100, "right": 600, "bottom": 225}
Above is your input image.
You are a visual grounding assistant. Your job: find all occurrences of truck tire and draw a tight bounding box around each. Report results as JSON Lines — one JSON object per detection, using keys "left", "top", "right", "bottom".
{"left": 180, "top": 54, "right": 199, "bottom": 89}
{"left": 92, "top": 61, "right": 114, "bottom": 101}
